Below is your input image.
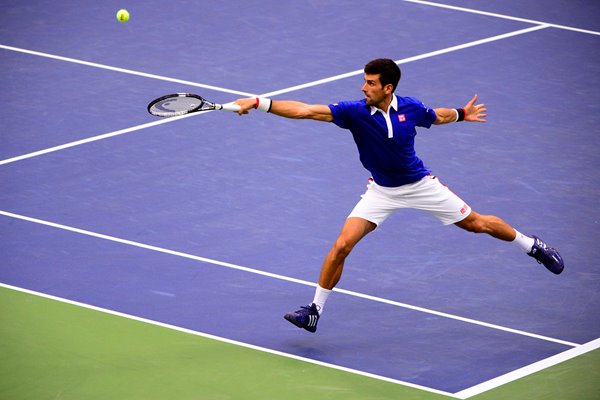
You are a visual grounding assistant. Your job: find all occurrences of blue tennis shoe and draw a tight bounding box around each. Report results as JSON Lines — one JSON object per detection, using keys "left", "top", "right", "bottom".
{"left": 284, "top": 303, "right": 320, "bottom": 333}
{"left": 528, "top": 235, "right": 564, "bottom": 275}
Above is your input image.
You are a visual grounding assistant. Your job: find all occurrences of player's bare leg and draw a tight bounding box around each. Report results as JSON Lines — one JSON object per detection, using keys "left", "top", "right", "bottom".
{"left": 454, "top": 211, "right": 516, "bottom": 240}
{"left": 318, "top": 217, "right": 377, "bottom": 289}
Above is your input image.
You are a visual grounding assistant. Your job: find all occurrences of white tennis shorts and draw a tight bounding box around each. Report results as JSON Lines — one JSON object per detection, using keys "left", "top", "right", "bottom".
{"left": 348, "top": 175, "right": 471, "bottom": 226}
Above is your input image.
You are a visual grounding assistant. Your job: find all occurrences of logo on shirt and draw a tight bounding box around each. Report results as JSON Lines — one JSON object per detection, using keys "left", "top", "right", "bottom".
{"left": 398, "top": 114, "right": 406, "bottom": 122}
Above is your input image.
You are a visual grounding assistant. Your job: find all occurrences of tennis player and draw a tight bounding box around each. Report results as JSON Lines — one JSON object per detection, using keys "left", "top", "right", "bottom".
{"left": 235, "top": 58, "right": 564, "bottom": 333}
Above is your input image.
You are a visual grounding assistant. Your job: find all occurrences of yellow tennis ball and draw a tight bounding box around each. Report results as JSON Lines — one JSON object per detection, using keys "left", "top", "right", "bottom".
{"left": 116, "top": 9, "right": 130, "bottom": 23}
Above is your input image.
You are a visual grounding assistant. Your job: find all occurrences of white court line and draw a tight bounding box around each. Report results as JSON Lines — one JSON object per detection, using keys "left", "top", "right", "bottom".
{"left": 0, "top": 44, "right": 256, "bottom": 97}
{"left": 0, "top": 111, "right": 206, "bottom": 166}
{"left": 262, "top": 25, "right": 549, "bottom": 97}
{"left": 455, "top": 337, "right": 600, "bottom": 399}
{"left": 403, "top": 0, "right": 600, "bottom": 36}
{"left": 0, "top": 282, "right": 458, "bottom": 399}
{"left": 0, "top": 209, "right": 579, "bottom": 348}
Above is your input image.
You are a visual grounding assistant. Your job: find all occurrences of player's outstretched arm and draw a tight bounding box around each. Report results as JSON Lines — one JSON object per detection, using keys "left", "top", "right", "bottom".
{"left": 433, "top": 94, "right": 487, "bottom": 125}
{"left": 235, "top": 98, "right": 333, "bottom": 122}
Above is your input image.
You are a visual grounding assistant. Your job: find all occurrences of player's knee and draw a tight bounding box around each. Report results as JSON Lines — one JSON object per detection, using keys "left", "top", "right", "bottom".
{"left": 458, "top": 214, "right": 486, "bottom": 233}
{"left": 332, "top": 237, "right": 354, "bottom": 258}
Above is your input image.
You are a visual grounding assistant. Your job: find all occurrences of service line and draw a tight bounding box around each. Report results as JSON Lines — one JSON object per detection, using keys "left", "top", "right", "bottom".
{"left": 1, "top": 25, "right": 548, "bottom": 165}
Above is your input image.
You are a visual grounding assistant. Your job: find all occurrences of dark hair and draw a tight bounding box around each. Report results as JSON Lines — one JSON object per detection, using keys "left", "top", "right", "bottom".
{"left": 364, "top": 58, "right": 401, "bottom": 92}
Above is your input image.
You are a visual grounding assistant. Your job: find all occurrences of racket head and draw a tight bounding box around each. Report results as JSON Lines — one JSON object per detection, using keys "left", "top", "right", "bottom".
{"left": 147, "top": 93, "right": 207, "bottom": 117}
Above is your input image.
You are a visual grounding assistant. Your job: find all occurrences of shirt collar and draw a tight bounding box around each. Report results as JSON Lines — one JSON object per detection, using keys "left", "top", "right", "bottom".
{"left": 370, "top": 94, "right": 398, "bottom": 115}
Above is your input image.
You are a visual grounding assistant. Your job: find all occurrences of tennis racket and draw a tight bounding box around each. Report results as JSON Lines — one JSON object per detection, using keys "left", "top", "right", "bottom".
{"left": 147, "top": 93, "right": 241, "bottom": 117}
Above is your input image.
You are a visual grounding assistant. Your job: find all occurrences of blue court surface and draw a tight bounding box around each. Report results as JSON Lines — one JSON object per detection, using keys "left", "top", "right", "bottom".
{"left": 1, "top": 0, "right": 599, "bottom": 397}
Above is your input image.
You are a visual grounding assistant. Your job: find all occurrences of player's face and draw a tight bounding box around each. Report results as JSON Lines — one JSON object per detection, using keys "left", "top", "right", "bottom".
{"left": 362, "top": 74, "right": 392, "bottom": 108}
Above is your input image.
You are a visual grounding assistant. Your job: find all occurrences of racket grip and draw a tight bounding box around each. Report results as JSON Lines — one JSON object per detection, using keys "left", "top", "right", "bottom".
{"left": 221, "top": 103, "right": 241, "bottom": 112}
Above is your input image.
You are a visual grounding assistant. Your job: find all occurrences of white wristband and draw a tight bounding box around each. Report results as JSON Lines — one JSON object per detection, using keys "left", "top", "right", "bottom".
{"left": 256, "top": 97, "right": 272, "bottom": 112}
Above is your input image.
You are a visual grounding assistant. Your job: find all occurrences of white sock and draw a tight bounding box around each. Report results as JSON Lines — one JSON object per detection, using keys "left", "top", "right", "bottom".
{"left": 312, "top": 285, "right": 332, "bottom": 315}
{"left": 513, "top": 229, "right": 535, "bottom": 253}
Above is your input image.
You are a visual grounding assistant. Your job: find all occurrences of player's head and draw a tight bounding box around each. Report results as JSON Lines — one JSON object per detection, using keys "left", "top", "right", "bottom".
{"left": 364, "top": 58, "right": 401, "bottom": 92}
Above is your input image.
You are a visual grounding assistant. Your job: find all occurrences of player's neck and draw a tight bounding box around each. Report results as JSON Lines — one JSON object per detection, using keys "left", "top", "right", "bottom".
{"left": 375, "top": 94, "right": 394, "bottom": 112}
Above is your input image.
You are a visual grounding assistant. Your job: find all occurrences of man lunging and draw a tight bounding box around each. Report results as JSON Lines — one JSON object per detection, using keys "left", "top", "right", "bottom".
{"left": 234, "top": 58, "right": 564, "bottom": 333}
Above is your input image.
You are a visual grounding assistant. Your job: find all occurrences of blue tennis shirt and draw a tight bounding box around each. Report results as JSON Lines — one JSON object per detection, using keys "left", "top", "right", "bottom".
{"left": 328, "top": 95, "right": 437, "bottom": 187}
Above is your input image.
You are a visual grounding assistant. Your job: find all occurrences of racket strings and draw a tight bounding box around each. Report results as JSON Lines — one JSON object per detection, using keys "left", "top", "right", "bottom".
{"left": 149, "top": 96, "right": 205, "bottom": 117}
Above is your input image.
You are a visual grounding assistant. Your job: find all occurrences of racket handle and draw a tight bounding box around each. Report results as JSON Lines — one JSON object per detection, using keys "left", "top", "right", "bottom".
{"left": 220, "top": 103, "right": 241, "bottom": 112}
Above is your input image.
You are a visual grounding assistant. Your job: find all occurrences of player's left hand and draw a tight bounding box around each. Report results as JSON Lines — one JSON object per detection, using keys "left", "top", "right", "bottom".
{"left": 464, "top": 94, "right": 487, "bottom": 123}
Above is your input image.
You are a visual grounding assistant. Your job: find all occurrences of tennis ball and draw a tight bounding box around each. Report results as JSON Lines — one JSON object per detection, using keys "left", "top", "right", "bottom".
{"left": 116, "top": 9, "right": 130, "bottom": 23}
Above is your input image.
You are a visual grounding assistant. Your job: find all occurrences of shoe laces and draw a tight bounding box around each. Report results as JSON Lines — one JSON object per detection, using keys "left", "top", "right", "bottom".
{"left": 299, "top": 304, "right": 317, "bottom": 314}
{"left": 532, "top": 237, "right": 548, "bottom": 251}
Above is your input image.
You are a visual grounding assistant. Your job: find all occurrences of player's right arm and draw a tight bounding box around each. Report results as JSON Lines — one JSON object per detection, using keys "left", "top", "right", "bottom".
{"left": 235, "top": 98, "right": 333, "bottom": 122}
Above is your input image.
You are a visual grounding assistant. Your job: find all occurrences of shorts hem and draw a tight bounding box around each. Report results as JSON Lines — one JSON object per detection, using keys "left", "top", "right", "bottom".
{"left": 346, "top": 214, "right": 380, "bottom": 228}
{"left": 441, "top": 208, "right": 472, "bottom": 225}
